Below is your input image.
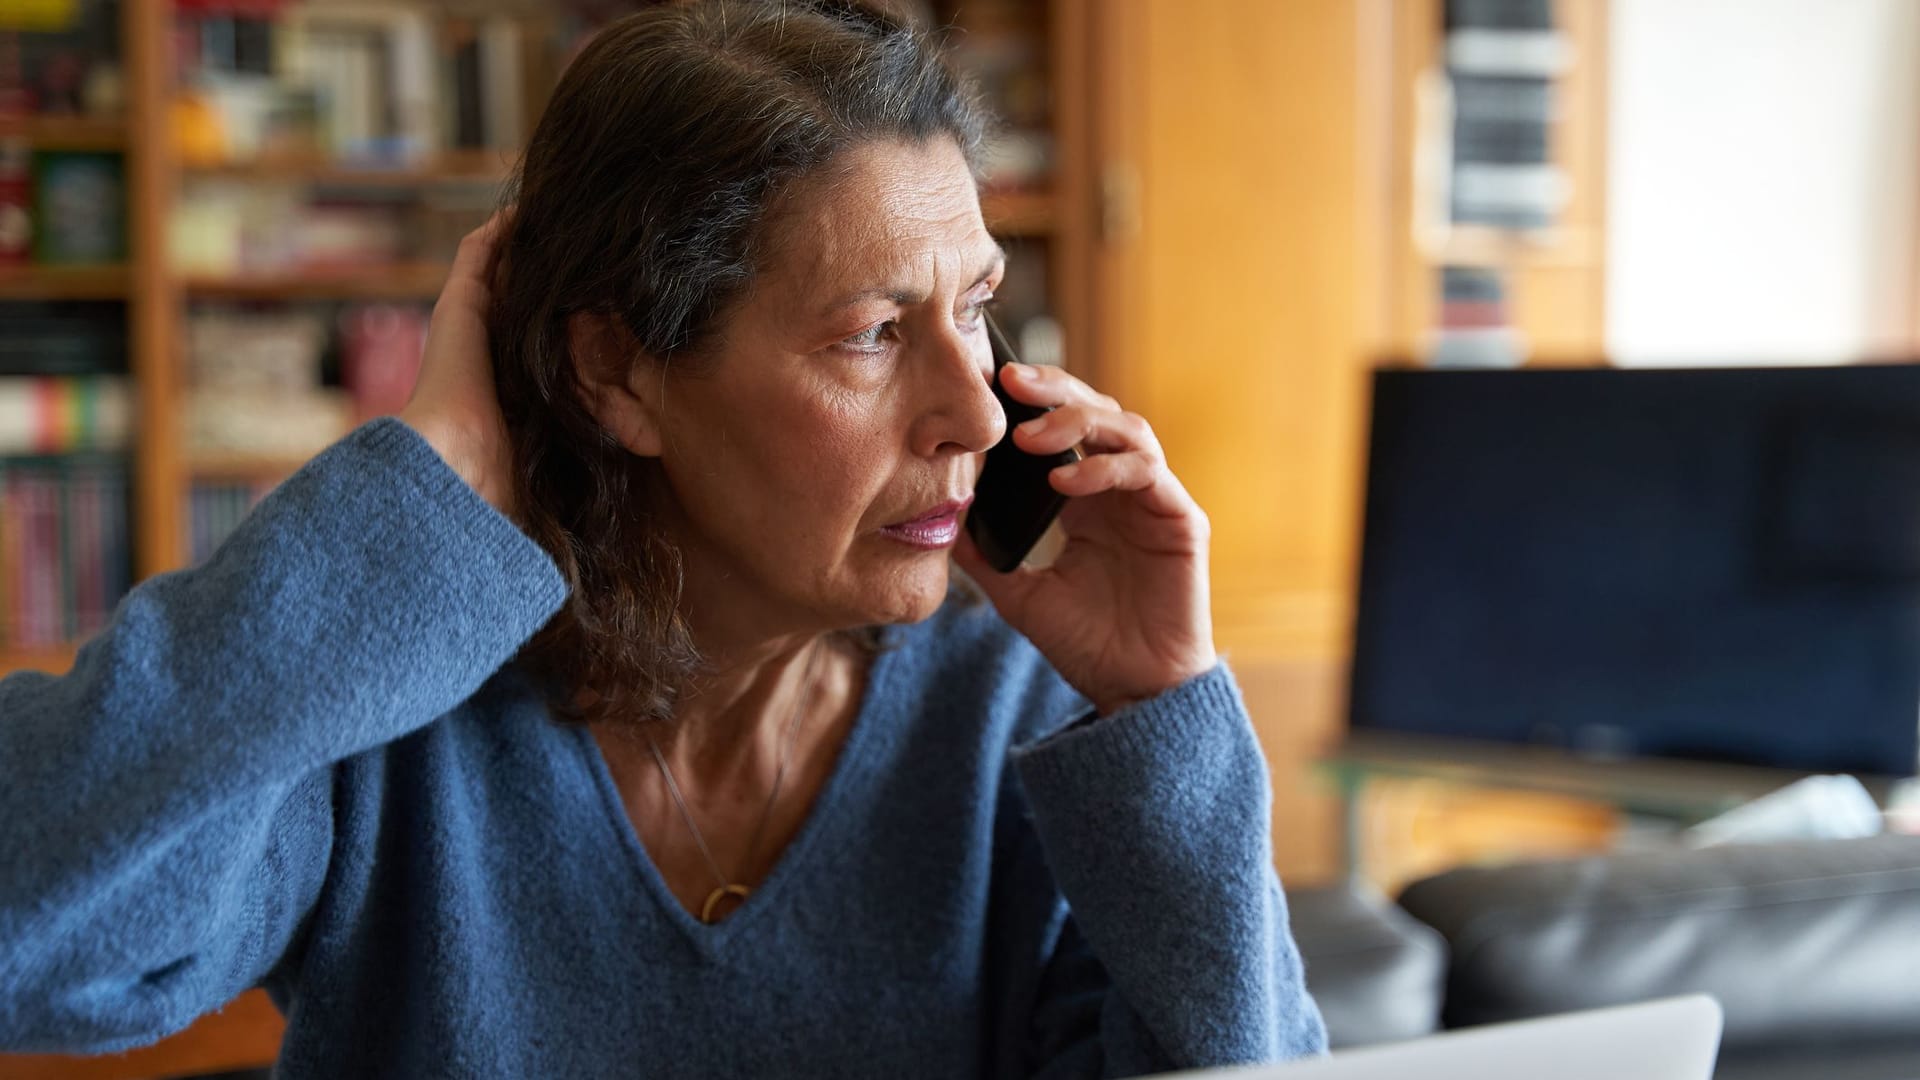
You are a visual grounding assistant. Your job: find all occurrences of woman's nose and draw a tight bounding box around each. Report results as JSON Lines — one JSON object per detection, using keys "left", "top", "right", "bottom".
{"left": 912, "top": 323, "right": 1005, "bottom": 458}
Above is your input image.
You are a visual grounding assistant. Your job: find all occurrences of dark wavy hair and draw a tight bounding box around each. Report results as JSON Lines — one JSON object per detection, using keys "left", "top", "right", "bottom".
{"left": 488, "top": 0, "right": 989, "bottom": 727}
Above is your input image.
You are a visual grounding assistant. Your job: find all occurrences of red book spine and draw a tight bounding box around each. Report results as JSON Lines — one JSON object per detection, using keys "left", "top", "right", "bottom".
{"left": 71, "top": 468, "right": 104, "bottom": 637}
{"left": 0, "top": 470, "right": 18, "bottom": 646}
{"left": 17, "top": 473, "right": 50, "bottom": 645}
{"left": 33, "top": 473, "right": 61, "bottom": 646}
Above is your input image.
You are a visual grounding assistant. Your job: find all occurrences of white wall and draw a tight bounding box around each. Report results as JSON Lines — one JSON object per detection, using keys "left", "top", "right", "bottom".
{"left": 1606, "top": 0, "right": 1920, "bottom": 365}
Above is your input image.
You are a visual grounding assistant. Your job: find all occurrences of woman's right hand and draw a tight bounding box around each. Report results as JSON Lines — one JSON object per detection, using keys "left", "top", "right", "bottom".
{"left": 399, "top": 210, "right": 515, "bottom": 516}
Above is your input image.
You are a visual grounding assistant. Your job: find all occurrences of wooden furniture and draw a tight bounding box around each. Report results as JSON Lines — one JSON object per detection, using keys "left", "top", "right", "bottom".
{"left": 1069, "top": 0, "right": 1613, "bottom": 890}
{"left": 1321, "top": 730, "right": 1905, "bottom": 890}
{"left": 1371, "top": 0, "right": 1611, "bottom": 364}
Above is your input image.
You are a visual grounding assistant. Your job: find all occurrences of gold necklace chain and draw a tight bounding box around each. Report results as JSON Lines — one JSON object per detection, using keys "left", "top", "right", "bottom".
{"left": 642, "top": 640, "right": 824, "bottom": 924}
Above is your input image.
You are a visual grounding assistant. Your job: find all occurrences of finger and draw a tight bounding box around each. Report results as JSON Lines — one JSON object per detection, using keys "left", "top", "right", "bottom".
{"left": 1014, "top": 403, "right": 1158, "bottom": 457}
{"left": 439, "top": 208, "right": 516, "bottom": 312}
{"left": 1049, "top": 450, "right": 1201, "bottom": 523}
{"left": 997, "top": 362, "right": 1119, "bottom": 412}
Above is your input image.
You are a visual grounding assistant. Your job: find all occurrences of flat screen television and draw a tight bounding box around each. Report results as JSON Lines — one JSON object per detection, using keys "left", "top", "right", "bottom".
{"left": 1349, "top": 364, "right": 1920, "bottom": 777}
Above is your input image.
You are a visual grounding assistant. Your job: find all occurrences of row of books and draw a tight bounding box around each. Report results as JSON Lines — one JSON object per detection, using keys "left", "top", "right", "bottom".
{"left": 0, "top": 374, "right": 131, "bottom": 454}
{"left": 0, "top": 146, "right": 128, "bottom": 265}
{"left": 184, "top": 303, "right": 425, "bottom": 461}
{"left": 2, "top": 467, "right": 275, "bottom": 650}
{"left": 1443, "top": 0, "right": 1569, "bottom": 231}
{"left": 178, "top": 4, "right": 560, "bottom": 165}
{"left": 0, "top": 453, "right": 129, "bottom": 648}
{"left": 189, "top": 479, "right": 273, "bottom": 566}
{"left": 0, "top": 300, "right": 125, "bottom": 375}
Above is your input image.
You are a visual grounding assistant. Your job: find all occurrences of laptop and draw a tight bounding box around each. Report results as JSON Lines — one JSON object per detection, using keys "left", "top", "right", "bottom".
{"left": 1161, "top": 995, "right": 1723, "bottom": 1080}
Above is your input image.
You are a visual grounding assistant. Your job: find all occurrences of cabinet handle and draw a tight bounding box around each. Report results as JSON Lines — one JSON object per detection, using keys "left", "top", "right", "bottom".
{"left": 1099, "top": 161, "right": 1141, "bottom": 246}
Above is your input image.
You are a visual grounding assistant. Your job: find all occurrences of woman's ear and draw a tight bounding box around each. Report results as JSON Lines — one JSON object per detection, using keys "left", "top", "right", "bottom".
{"left": 567, "top": 312, "right": 664, "bottom": 458}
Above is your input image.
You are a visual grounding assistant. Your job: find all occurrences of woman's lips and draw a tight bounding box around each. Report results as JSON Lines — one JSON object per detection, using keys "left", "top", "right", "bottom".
{"left": 880, "top": 497, "right": 973, "bottom": 550}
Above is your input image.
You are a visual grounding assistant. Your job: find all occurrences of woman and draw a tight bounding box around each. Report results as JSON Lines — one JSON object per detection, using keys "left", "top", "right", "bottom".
{"left": 0, "top": 1, "right": 1325, "bottom": 1075}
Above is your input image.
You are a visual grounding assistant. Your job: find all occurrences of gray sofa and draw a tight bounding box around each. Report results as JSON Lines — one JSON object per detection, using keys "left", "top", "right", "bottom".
{"left": 1289, "top": 834, "right": 1920, "bottom": 1079}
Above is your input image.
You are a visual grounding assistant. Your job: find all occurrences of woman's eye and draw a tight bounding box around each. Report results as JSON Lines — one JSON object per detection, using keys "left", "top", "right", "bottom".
{"left": 842, "top": 321, "right": 895, "bottom": 351}
{"left": 961, "top": 294, "right": 997, "bottom": 328}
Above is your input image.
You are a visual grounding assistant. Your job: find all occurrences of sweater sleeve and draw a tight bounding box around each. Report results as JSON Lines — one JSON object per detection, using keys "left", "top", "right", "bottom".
{"left": 1006, "top": 663, "right": 1328, "bottom": 1077}
{"left": 0, "top": 418, "right": 567, "bottom": 1053}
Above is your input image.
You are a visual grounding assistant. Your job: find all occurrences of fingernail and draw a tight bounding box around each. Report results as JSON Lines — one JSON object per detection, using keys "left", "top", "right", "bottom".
{"left": 1054, "top": 463, "right": 1080, "bottom": 481}
{"left": 1004, "top": 362, "right": 1031, "bottom": 380}
{"left": 1017, "top": 416, "right": 1048, "bottom": 436}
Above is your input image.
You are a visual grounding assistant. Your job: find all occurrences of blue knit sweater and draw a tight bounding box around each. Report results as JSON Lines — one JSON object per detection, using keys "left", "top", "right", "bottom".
{"left": 0, "top": 419, "right": 1326, "bottom": 1077}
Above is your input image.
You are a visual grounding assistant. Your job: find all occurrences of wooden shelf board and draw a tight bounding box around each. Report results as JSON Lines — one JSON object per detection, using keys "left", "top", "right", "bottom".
{"left": 183, "top": 263, "right": 449, "bottom": 300}
{"left": 0, "top": 263, "right": 130, "bottom": 299}
{"left": 184, "top": 148, "right": 514, "bottom": 186}
{"left": 0, "top": 643, "right": 78, "bottom": 677}
{"left": 982, "top": 188, "right": 1055, "bottom": 237}
{"left": 1418, "top": 225, "right": 1602, "bottom": 269}
{"left": 0, "top": 113, "right": 127, "bottom": 151}
{"left": 188, "top": 452, "right": 312, "bottom": 482}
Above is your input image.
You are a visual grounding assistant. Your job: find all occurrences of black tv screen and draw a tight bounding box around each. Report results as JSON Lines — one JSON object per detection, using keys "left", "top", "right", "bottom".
{"left": 1349, "top": 364, "right": 1920, "bottom": 777}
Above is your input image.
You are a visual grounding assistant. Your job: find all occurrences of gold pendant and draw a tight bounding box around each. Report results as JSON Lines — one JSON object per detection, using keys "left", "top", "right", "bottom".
{"left": 700, "top": 883, "right": 752, "bottom": 924}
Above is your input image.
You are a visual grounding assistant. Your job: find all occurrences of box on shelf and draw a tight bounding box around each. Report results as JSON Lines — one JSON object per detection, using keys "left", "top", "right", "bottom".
{"left": 188, "top": 306, "right": 326, "bottom": 391}
{"left": 338, "top": 302, "right": 426, "bottom": 420}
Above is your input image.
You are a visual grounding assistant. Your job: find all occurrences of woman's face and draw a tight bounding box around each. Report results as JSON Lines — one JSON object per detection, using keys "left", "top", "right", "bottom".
{"left": 647, "top": 137, "right": 1007, "bottom": 637}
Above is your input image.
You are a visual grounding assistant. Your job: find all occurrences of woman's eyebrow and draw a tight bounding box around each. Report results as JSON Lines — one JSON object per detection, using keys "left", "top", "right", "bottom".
{"left": 815, "top": 246, "right": 1007, "bottom": 316}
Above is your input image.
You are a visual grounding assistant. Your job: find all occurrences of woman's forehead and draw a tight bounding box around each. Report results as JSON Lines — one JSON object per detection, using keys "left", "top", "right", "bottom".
{"left": 764, "top": 141, "right": 999, "bottom": 307}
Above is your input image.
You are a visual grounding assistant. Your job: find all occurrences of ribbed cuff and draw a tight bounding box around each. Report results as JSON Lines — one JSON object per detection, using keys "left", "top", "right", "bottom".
{"left": 1011, "top": 663, "right": 1256, "bottom": 798}
{"left": 327, "top": 417, "right": 567, "bottom": 620}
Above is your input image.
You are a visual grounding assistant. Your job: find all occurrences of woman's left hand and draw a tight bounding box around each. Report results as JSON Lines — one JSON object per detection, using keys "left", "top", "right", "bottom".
{"left": 953, "top": 362, "right": 1217, "bottom": 717}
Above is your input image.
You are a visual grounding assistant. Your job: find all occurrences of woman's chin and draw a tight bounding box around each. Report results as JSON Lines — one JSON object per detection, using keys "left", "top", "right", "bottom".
{"left": 852, "top": 557, "right": 953, "bottom": 626}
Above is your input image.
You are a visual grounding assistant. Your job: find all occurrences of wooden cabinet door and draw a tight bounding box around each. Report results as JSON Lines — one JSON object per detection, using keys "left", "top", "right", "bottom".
{"left": 1075, "top": 0, "right": 1378, "bottom": 881}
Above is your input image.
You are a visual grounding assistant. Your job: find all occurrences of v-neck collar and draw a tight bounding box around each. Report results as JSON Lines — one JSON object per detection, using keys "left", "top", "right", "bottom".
{"left": 566, "top": 627, "right": 905, "bottom": 958}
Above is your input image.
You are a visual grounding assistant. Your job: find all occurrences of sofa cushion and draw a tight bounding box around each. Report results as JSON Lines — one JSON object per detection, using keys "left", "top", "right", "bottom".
{"left": 1286, "top": 883, "right": 1447, "bottom": 1047}
{"left": 1395, "top": 835, "right": 1920, "bottom": 1052}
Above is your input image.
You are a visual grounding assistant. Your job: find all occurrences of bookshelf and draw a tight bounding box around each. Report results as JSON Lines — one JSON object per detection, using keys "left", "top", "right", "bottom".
{"left": 1370, "top": 0, "right": 1610, "bottom": 365}
{"left": 0, "top": 0, "right": 1088, "bottom": 684}
{"left": 0, "top": 2, "right": 1088, "bottom": 1071}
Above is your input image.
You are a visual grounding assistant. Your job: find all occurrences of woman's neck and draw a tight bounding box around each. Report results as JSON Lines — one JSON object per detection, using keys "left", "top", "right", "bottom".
{"left": 656, "top": 632, "right": 832, "bottom": 772}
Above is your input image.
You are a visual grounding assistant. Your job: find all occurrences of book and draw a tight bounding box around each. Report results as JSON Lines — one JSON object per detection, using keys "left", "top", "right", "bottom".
{"left": 0, "top": 301, "right": 126, "bottom": 375}
{"left": 0, "top": 452, "right": 124, "bottom": 646}
{"left": 189, "top": 478, "right": 274, "bottom": 565}
{"left": 31, "top": 150, "right": 124, "bottom": 263}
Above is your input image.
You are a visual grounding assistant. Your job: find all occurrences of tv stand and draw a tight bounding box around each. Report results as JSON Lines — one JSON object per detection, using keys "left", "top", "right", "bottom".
{"left": 1321, "top": 730, "right": 1902, "bottom": 886}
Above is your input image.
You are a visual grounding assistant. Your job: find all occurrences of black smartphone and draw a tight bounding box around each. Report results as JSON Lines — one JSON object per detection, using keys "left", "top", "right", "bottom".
{"left": 966, "top": 311, "right": 1083, "bottom": 572}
